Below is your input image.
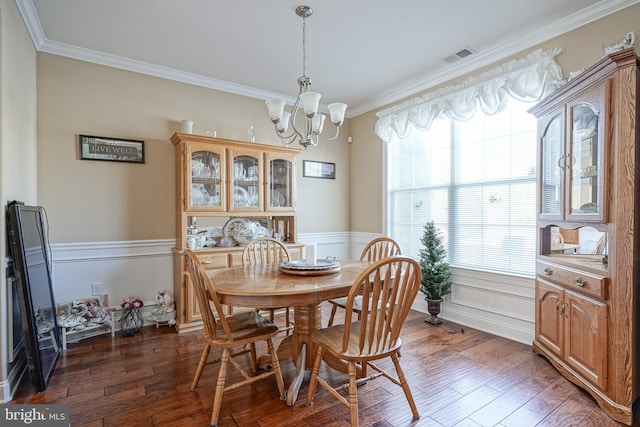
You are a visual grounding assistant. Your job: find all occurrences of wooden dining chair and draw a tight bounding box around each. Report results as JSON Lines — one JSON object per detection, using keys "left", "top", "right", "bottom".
{"left": 242, "top": 237, "right": 294, "bottom": 334}
{"left": 326, "top": 237, "right": 401, "bottom": 327}
{"left": 184, "top": 249, "right": 285, "bottom": 427}
{"left": 306, "top": 255, "right": 421, "bottom": 426}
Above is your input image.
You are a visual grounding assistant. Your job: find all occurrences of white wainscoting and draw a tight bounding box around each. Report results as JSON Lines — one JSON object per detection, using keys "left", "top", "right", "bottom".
{"left": 50, "top": 239, "right": 175, "bottom": 308}
{"left": 297, "top": 231, "right": 369, "bottom": 261}
{"left": 48, "top": 235, "right": 535, "bottom": 345}
{"left": 439, "top": 267, "right": 535, "bottom": 344}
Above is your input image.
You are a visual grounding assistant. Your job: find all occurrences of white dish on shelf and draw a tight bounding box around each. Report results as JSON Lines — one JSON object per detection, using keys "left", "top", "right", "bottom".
{"left": 191, "top": 184, "right": 209, "bottom": 206}
{"left": 218, "top": 235, "right": 237, "bottom": 247}
{"left": 234, "top": 186, "right": 250, "bottom": 206}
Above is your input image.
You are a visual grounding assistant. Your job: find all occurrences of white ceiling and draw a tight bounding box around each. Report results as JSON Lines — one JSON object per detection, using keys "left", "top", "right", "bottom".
{"left": 15, "top": 0, "right": 639, "bottom": 117}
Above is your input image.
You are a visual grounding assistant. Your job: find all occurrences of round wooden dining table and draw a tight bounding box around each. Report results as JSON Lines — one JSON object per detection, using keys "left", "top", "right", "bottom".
{"left": 208, "top": 259, "right": 371, "bottom": 405}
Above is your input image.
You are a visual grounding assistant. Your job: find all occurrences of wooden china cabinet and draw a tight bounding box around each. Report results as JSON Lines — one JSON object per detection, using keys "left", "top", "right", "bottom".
{"left": 171, "top": 133, "right": 303, "bottom": 333}
{"left": 529, "top": 48, "right": 639, "bottom": 425}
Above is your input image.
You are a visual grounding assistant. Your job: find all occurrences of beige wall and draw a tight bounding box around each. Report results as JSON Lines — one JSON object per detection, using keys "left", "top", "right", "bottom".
{"left": 36, "top": 55, "right": 351, "bottom": 243}
{"left": 2, "top": 0, "right": 37, "bottom": 204}
{"left": 0, "top": 0, "right": 38, "bottom": 402}
{"left": 349, "top": 3, "right": 640, "bottom": 234}
{"left": 36, "top": 4, "right": 640, "bottom": 241}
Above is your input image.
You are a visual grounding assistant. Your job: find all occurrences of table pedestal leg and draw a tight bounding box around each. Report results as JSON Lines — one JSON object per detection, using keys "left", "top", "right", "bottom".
{"left": 286, "top": 342, "right": 306, "bottom": 406}
{"left": 286, "top": 304, "right": 322, "bottom": 406}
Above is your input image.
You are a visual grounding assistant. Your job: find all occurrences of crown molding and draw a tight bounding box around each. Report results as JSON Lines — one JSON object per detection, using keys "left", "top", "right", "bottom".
{"left": 38, "top": 38, "right": 297, "bottom": 104}
{"left": 15, "top": 0, "right": 640, "bottom": 118}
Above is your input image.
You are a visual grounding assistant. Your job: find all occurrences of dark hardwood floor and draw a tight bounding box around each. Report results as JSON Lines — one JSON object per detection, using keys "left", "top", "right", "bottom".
{"left": 11, "top": 305, "right": 632, "bottom": 426}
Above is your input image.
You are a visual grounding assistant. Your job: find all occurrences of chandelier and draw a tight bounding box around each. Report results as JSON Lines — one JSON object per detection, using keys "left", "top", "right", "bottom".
{"left": 265, "top": 5, "right": 347, "bottom": 149}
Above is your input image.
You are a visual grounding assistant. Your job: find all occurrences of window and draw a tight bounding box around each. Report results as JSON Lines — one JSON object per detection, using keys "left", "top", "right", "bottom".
{"left": 387, "top": 99, "right": 537, "bottom": 276}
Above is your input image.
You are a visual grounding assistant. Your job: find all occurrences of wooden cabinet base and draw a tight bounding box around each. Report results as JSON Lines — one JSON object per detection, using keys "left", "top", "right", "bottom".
{"left": 532, "top": 341, "right": 633, "bottom": 425}
{"left": 174, "top": 319, "right": 204, "bottom": 334}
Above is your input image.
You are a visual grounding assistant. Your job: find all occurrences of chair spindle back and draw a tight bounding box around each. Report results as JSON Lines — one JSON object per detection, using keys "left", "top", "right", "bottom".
{"left": 360, "top": 237, "right": 401, "bottom": 262}
{"left": 184, "top": 249, "right": 233, "bottom": 342}
{"left": 242, "top": 237, "right": 291, "bottom": 266}
{"left": 342, "top": 256, "right": 421, "bottom": 356}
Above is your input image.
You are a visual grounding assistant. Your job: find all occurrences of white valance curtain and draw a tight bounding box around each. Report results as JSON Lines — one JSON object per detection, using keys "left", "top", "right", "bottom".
{"left": 375, "top": 48, "right": 564, "bottom": 142}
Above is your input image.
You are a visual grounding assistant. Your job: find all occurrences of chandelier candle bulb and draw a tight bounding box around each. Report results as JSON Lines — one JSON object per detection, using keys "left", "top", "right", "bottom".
{"left": 328, "top": 103, "right": 348, "bottom": 126}
{"left": 306, "top": 244, "right": 317, "bottom": 266}
{"left": 266, "top": 99, "right": 285, "bottom": 122}
{"left": 300, "top": 92, "right": 321, "bottom": 117}
{"left": 312, "top": 114, "right": 326, "bottom": 134}
{"left": 279, "top": 111, "right": 291, "bottom": 133}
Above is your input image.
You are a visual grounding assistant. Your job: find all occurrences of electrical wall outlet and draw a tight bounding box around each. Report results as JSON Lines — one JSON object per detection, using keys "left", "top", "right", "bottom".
{"left": 91, "top": 282, "right": 103, "bottom": 296}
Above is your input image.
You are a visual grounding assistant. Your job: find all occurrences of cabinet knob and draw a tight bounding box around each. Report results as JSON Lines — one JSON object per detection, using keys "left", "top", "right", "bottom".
{"left": 557, "top": 155, "right": 566, "bottom": 169}
{"left": 575, "top": 277, "right": 587, "bottom": 287}
{"left": 544, "top": 267, "right": 553, "bottom": 275}
{"left": 202, "top": 260, "right": 213, "bottom": 264}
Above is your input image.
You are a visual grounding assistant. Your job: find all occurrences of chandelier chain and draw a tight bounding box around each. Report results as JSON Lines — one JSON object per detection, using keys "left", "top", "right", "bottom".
{"left": 302, "top": 16, "right": 307, "bottom": 77}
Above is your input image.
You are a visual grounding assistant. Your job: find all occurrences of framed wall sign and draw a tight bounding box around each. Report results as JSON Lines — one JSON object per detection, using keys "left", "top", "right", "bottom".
{"left": 79, "top": 135, "right": 145, "bottom": 163}
{"left": 303, "top": 160, "right": 335, "bottom": 179}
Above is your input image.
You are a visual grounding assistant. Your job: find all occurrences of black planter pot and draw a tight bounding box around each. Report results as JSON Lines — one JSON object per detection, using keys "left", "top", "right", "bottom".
{"left": 425, "top": 298, "right": 443, "bottom": 324}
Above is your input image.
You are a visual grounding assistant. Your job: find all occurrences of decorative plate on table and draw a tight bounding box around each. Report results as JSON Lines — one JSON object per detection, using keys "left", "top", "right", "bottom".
{"left": 279, "top": 259, "right": 341, "bottom": 276}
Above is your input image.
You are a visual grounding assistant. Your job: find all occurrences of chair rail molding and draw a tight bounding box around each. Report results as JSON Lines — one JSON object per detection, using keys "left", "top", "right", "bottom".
{"left": 47, "top": 236, "right": 535, "bottom": 345}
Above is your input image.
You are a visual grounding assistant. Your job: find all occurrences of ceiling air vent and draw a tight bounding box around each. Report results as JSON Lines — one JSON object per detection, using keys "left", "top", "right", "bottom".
{"left": 443, "top": 47, "right": 476, "bottom": 64}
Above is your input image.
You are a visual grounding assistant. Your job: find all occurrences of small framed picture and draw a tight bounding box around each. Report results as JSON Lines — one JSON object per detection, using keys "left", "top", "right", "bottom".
{"left": 303, "top": 160, "right": 336, "bottom": 179}
{"left": 79, "top": 135, "right": 145, "bottom": 164}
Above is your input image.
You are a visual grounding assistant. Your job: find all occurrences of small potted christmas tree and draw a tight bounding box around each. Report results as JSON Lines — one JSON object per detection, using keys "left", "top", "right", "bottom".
{"left": 419, "top": 221, "right": 452, "bottom": 324}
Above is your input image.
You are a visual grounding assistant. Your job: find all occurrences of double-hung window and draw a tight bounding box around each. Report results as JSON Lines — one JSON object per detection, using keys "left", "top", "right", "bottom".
{"left": 387, "top": 98, "right": 537, "bottom": 276}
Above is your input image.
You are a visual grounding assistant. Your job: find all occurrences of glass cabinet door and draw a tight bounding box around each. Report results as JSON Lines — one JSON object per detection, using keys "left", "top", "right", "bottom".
{"left": 229, "top": 149, "right": 262, "bottom": 212}
{"left": 187, "top": 144, "right": 225, "bottom": 211}
{"left": 567, "top": 101, "right": 603, "bottom": 221}
{"left": 266, "top": 153, "right": 295, "bottom": 211}
{"left": 539, "top": 114, "right": 564, "bottom": 220}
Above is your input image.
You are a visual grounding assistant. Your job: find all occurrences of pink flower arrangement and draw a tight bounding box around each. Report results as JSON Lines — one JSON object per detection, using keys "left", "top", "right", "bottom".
{"left": 121, "top": 296, "right": 144, "bottom": 309}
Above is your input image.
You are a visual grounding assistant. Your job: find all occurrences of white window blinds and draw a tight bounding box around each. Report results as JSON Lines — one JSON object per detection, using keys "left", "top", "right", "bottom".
{"left": 387, "top": 100, "right": 538, "bottom": 275}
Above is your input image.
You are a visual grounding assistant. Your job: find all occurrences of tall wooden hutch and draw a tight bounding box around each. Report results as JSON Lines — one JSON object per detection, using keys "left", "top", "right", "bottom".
{"left": 171, "top": 133, "right": 302, "bottom": 333}
{"left": 529, "top": 49, "right": 639, "bottom": 425}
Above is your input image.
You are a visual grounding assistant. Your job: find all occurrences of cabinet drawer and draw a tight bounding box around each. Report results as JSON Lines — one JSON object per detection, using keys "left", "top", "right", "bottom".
{"left": 196, "top": 252, "right": 230, "bottom": 270}
{"left": 536, "top": 261, "right": 607, "bottom": 299}
{"left": 229, "top": 252, "right": 243, "bottom": 267}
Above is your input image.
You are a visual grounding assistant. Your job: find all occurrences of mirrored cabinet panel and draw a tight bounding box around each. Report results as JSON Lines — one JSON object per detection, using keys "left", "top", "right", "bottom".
{"left": 539, "top": 225, "right": 608, "bottom": 271}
